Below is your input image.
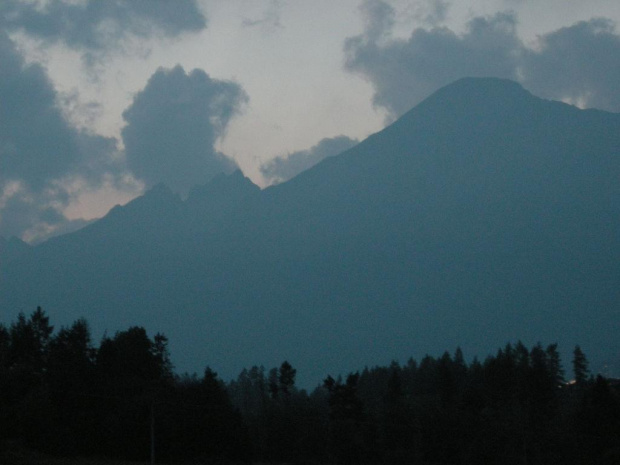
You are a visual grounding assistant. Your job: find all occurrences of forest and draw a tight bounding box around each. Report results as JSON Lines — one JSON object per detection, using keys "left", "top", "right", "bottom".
{"left": 0, "top": 308, "right": 618, "bottom": 464}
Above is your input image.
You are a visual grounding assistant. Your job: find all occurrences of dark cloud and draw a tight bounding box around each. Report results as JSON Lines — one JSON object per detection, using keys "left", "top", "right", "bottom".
{"left": 357, "top": 0, "right": 395, "bottom": 42}
{"left": 345, "top": 1, "right": 522, "bottom": 118}
{"left": 0, "top": 31, "right": 121, "bottom": 241}
{"left": 0, "top": 191, "right": 63, "bottom": 240}
{"left": 0, "top": 4, "right": 240, "bottom": 240}
{"left": 121, "top": 65, "right": 247, "bottom": 194}
{"left": 522, "top": 19, "right": 620, "bottom": 112}
{"left": 260, "top": 136, "right": 358, "bottom": 184}
{"left": 0, "top": 187, "right": 91, "bottom": 242}
{"left": 0, "top": 31, "right": 79, "bottom": 188}
{"left": 345, "top": 1, "right": 620, "bottom": 117}
{"left": 0, "top": 1, "right": 210, "bottom": 241}
{"left": 1, "top": 0, "right": 206, "bottom": 52}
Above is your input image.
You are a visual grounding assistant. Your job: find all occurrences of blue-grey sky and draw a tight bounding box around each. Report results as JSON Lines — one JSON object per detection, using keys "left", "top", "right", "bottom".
{"left": 1, "top": 0, "right": 620, "bottom": 242}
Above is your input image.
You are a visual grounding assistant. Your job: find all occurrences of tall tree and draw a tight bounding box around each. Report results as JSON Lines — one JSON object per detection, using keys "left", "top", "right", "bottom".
{"left": 278, "top": 361, "right": 297, "bottom": 397}
{"left": 572, "top": 345, "right": 589, "bottom": 385}
{"left": 94, "top": 326, "right": 174, "bottom": 460}
{"left": 545, "top": 343, "right": 564, "bottom": 386}
{"left": 9, "top": 307, "right": 53, "bottom": 374}
{"left": 45, "top": 319, "right": 96, "bottom": 455}
{"left": 324, "top": 373, "right": 366, "bottom": 464}
{"left": 152, "top": 333, "right": 173, "bottom": 382}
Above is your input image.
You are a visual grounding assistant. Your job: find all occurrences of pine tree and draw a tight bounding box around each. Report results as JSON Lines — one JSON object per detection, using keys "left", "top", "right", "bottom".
{"left": 278, "top": 361, "right": 296, "bottom": 396}
{"left": 572, "top": 345, "right": 589, "bottom": 385}
{"left": 545, "top": 343, "right": 564, "bottom": 386}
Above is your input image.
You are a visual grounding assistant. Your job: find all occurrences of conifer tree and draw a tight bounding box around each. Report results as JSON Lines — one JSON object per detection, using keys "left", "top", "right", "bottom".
{"left": 572, "top": 345, "right": 589, "bottom": 384}
{"left": 545, "top": 343, "right": 564, "bottom": 386}
{"left": 278, "top": 361, "right": 296, "bottom": 396}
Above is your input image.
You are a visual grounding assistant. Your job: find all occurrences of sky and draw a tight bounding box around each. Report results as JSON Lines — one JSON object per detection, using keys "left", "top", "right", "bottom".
{"left": 1, "top": 0, "right": 620, "bottom": 243}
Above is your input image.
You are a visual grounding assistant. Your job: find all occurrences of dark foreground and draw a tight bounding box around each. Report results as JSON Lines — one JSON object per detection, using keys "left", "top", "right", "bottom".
{"left": 1, "top": 309, "right": 619, "bottom": 464}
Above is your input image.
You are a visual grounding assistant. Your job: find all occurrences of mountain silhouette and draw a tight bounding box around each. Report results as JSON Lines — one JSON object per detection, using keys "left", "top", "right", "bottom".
{"left": 1, "top": 77, "right": 619, "bottom": 385}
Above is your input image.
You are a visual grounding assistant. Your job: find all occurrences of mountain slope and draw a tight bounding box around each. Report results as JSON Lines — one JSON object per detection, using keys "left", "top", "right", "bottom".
{"left": 1, "top": 78, "right": 619, "bottom": 385}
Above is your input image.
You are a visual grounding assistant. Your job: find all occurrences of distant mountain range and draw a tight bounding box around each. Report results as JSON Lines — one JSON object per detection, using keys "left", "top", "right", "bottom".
{"left": 2, "top": 78, "right": 619, "bottom": 386}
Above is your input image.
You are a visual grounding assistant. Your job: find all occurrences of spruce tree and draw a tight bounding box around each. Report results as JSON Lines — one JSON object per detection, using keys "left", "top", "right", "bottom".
{"left": 572, "top": 345, "right": 589, "bottom": 385}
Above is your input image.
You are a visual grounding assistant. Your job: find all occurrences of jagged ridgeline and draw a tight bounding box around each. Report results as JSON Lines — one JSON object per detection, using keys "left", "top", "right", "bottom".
{"left": 1, "top": 78, "right": 619, "bottom": 386}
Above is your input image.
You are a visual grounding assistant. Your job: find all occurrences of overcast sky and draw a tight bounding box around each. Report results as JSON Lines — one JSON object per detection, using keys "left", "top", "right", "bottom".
{"left": 1, "top": 0, "right": 620, "bottom": 242}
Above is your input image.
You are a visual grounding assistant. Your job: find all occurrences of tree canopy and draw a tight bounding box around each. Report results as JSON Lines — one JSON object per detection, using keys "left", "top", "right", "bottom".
{"left": 0, "top": 308, "right": 618, "bottom": 464}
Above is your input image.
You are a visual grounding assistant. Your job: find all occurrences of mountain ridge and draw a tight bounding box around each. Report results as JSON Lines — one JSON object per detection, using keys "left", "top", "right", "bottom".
{"left": 1, "top": 77, "right": 619, "bottom": 386}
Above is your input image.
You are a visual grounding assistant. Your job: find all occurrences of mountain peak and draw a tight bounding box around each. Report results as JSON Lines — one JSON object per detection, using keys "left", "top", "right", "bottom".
{"left": 436, "top": 77, "right": 531, "bottom": 102}
{"left": 186, "top": 170, "right": 260, "bottom": 205}
{"left": 142, "top": 182, "right": 178, "bottom": 201}
{"left": 409, "top": 77, "right": 535, "bottom": 118}
{"left": 100, "top": 182, "right": 181, "bottom": 228}
{"left": 443, "top": 76, "right": 528, "bottom": 94}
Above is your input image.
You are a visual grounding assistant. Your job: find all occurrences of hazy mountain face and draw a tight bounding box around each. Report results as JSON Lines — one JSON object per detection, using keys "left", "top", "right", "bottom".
{"left": 1, "top": 78, "right": 619, "bottom": 386}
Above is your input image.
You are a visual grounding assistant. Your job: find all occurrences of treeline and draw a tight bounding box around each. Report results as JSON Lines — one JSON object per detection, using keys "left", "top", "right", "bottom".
{"left": 0, "top": 308, "right": 249, "bottom": 463}
{"left": 1, "top": 308, "right": 619, "bottom": 464}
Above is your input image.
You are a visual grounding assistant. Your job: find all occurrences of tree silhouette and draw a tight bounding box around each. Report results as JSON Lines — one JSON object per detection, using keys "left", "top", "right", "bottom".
{"left": 1, "top": 309, "right": 618, "bottom": 465}
{"left": 572, "top": 345, "right": 589, "bottom": 385}
{"left": 278, "top": 360, "right": 296, "bottom": 397}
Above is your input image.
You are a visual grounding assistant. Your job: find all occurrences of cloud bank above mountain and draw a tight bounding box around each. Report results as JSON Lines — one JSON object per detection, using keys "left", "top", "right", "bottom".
{"left": 345, "top": 0, "right": 620, "bottom": 118}
{"left": 523, "top": 18, "right": 620, "bottom": 111}
{"left": 0, "top": 1, "right": 240, "bottom": 241}
{"left": 0, "top": 30, "right": 122, "bottom": 240}
{"left": 122, "top": 66, "right": 246, "bottom": 195}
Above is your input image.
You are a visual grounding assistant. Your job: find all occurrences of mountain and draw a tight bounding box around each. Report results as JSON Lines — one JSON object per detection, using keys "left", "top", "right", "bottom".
{"left": 1, "top": 78, "right": 619, "bottom": 386}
